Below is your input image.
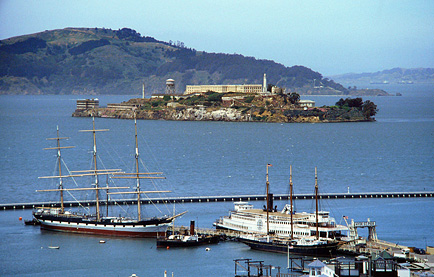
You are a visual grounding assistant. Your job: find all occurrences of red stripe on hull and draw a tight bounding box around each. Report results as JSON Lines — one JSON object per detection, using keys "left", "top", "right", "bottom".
{"left": 40, "top": 223, "right": 166, "bottom": 238}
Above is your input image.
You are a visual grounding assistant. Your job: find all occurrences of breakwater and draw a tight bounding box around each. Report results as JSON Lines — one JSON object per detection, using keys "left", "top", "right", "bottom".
{"left": 2, "top": 191, "right": 433, "bottom": 210}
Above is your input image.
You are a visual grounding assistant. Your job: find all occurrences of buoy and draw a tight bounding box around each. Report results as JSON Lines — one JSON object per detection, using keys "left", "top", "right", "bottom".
{"left": 19, "top": 217, "right": 22, "bottom": 221}
{"left": 166, "top": 246, "right": 170, "bottom": 249}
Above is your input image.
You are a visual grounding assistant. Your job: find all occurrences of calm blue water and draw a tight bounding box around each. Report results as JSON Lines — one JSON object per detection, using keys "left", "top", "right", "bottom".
{"left": 0, "top": 84, "right": 433, "bottom": 276}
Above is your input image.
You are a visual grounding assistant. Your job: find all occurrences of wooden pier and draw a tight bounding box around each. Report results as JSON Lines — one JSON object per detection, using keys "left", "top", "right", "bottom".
{"left": 1, "top": 191, "right": 433, "bottom": 210}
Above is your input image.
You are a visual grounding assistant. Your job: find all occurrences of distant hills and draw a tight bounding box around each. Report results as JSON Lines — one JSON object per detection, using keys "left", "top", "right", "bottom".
{"left": 1, "top": 27, "right": 387, "bottom": 96}
{"left": 329, "top": 68, "right": 434, "bottom": 85}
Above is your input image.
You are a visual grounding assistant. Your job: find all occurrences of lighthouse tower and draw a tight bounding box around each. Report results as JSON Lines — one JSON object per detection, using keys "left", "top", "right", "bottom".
{"left": 142, "top": 83, "right": 145, "bottom": 99}
{"left": 262, "top": 73, "right": 267, "bottom": 94}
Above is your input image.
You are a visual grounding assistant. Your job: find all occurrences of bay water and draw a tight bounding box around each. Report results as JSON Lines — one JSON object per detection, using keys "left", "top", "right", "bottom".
{"left": 0, "top": 84, "right": 433, "bottom": 276}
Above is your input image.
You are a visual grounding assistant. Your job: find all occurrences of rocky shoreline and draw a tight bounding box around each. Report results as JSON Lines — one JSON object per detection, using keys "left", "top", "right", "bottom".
{"left": 72, "top": 106, "right": 373, "bottom": 123}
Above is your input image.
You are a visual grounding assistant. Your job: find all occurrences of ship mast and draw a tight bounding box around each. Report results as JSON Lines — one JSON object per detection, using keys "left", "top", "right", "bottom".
{"left": 39, "top": 125, "right": 130, "bottom": 214}
{"left": 266, "top": 164, "right": 271, "bottom": 235}
{"left": 79, "top": 116, "right": 109, "bottom": 221}
{"left": 92, "top": 117, "right": 100, "bottom": 220}
{"left": 315, "top": 167, "right": 319, "bottom": 240}
{"left": 44, "top": 126, "right": 75, "bottom": 214}
{"left": 134, "top": 114, "right": 142, "bottom": 220}
{"left": 110, "top": 112, "right": 170, "bottom": 221}
{"left": 289, "top": 165, "right": 293, "bottom": 240}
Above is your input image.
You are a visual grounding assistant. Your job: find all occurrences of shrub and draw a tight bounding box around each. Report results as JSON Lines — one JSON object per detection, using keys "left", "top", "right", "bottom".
{"left": 207, "top": 92, "right": 223, "bottom": 102}
{"left": 69, "top": 39, "right": 110, "bottom": 55}
{"left": 244, "top": 96, "right": 255, "bottom": 103}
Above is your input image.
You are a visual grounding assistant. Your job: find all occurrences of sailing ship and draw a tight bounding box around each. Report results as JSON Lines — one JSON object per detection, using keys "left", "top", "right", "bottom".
{"left": 215, "top": 165, "right": 348, "bottom": 240}
{"left": 33, "top": 115, "right": 183, "bottom": 237}
{"left": 215, "top": 165, "right": 348, "bottom": 256}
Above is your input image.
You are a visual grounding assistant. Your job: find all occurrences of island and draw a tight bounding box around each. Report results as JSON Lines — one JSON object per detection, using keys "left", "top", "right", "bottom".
{"left": 72, "top": 92, "right": 378, "bottom": 123}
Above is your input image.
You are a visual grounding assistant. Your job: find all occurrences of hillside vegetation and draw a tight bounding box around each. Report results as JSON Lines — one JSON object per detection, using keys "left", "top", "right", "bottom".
{"left": 1, "top": 27, "right": 388, "bottom": 96}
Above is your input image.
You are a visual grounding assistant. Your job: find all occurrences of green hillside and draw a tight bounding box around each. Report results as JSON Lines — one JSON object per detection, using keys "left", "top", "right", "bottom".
{"left": 0, "top": 27, "right": 382, "bottom": 95}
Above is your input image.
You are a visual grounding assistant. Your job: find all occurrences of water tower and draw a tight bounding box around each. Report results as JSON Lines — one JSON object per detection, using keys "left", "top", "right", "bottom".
{"left": 165, "top": 79, "right": 175, "bottom": 94}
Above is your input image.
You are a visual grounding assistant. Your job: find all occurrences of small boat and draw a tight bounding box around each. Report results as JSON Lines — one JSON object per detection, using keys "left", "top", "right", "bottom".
{"left": 157, "top": 221, "right": 220, "bottom": 248}
{"left": 157, "top": 234, "right": 220, "bottom": 248}
{"left": 48, "top": 246, "right": 60, "bottom": 249}
{"left": 24, "top": 218, "right": 41, "bottom": 226}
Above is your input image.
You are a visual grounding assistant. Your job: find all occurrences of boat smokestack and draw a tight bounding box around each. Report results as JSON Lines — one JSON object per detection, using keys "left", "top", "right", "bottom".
{"left": 267, "top": 193, "right": 273, "bottom": 212}
{"left": 190, "top": 220, "right": 195, "bottom": 236}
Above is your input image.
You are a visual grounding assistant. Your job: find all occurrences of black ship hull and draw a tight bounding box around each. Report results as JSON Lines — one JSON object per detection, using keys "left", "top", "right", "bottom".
{"left": 239, "top": 238, "right": 339, "bottom": 257}
{"left": 33, "top": 212, "right": 172, "bottom": 238}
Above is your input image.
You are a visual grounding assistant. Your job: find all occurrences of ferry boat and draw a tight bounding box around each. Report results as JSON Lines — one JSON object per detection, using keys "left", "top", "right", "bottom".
{"left": 214, "top": 201, "right": 347, "bottom": 240}
{"left": 214, "top": 166, "right": 349, "bottom": 241}
{"left": 33, "top": 115, "right": 185, "bottom": 237}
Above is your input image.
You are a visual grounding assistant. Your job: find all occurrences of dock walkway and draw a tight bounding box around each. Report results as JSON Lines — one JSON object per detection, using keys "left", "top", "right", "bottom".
{"left": 1, "top": 191, "right": 433, "bottom": 210}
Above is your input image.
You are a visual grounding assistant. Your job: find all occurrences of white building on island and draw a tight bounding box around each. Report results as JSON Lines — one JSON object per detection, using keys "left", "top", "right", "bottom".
{"left": 184, "top": 74, "right": 271, "bottom": 95}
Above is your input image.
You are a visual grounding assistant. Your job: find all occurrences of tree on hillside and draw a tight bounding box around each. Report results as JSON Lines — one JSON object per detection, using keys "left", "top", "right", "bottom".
{"left": 336, "top": 97, "right": 363, "bottom": 108}
{"left": 207, "top": 92, "right": 223, "bottom": 102}
{"left": 288, "top": 92, "right": 300, "bottom": 104}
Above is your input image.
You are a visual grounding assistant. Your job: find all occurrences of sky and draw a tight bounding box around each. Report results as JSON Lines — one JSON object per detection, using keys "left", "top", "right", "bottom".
{"left": 0, "top": 0, "right": 433, "bottom": 76}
